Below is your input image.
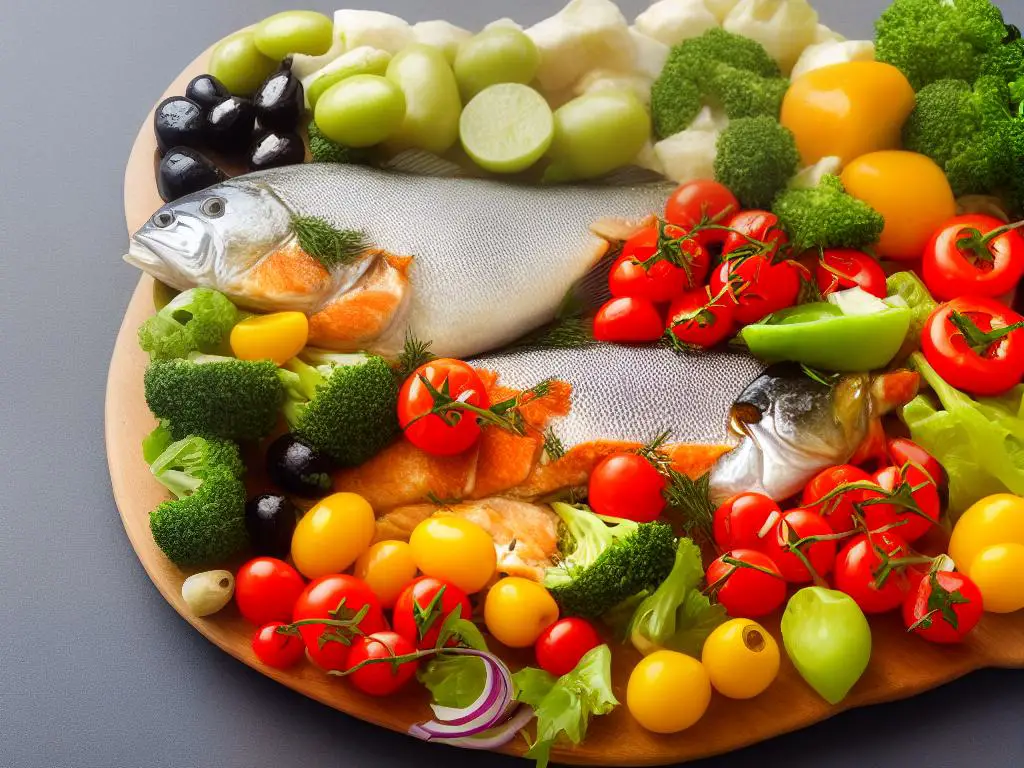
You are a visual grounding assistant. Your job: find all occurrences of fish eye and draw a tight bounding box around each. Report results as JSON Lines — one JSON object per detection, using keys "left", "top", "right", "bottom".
{"left": 152, "top": 210, "right": 175, "bottom": 229}
{"left": 201, "top": 197, "right": 226, "bottom": 218}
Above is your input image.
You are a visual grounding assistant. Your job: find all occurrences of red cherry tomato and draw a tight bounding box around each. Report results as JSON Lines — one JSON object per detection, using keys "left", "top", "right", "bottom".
{"left": 666, "top": 287, "right": 737, "bottom": 349}
{"left": 251, "top": 622, "right": 306, "bottom": 669}
{"left": 862, "top": 464, "right": 940, "bottom": 544}
{"left": 903, "top": 568, "right": 984, "bottom": 643}
{"left": 392, "top": 577, "right": 472, "bottom": 649}
{"left": 885, "top": 438, "right": 948, "bottom": 495}
{"left": 801, "top": 464, "right": 874, "bottom": 534}
{"left": 235, "top": 557, "right": 306, "bottom": 626}
{"left": 706, "top": 549, "right": 787, "bottom": 618}
{"left": 760, "top": 508, "right": 837, "bottom": 583}
{"left": 593, "top": 297, "right": 664, "bottom": 343}
{"left": 712, "top": 492, "right": 781, "bottom": 552}
{"left": 921, "top": 296, "right": 1024, "bottom": 396}
{"left": 833, "top": 532, "right": 914, "bottom": 614}
{"left": 344, "top": 631, "right": 419, "bottom": 696}
{"left": 534, "top": 618, "right": 602, "bottom": 677}
{"left": 664, "top": 179, "right": 740, "bottom": 246}
{"left": 922, "top": 215, "right": 1024, "bottom": 301}
{"left": 711, "top": 255, "right": 801, "bottom": 326}
{"left": 398, "top": 359, "right": 491, "bottom": 456}
{"left": 722, "top": 210, "right": 788, "bottom": 260}
{"left": 609, "top": 225, "right": 708, "bottom": 302}
{"left": 815, "top": 249, "right": 887, "bottom": 298}
{"left": 588, "top": 453, "right": 666, "bottom": 522}
{"left": 292, "top": 574, "right": 387, "bottom": 671}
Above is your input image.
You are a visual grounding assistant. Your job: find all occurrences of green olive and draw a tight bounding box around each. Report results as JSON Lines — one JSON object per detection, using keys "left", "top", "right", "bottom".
{"left": 208, "top": 32, "right": 278, "bottom": 96}
{"left": 254, "top": 11, "right": 335, "bottom": 60}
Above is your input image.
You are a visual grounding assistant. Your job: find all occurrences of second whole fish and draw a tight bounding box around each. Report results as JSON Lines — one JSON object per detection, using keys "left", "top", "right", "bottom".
{"left": 124, "top": 164, "right": 672, "bottom": 358}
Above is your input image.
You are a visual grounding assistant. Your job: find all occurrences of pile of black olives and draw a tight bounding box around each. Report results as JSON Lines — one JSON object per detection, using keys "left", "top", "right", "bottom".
{"left": 154, "top": 62, "right": 307, "bottom": 202}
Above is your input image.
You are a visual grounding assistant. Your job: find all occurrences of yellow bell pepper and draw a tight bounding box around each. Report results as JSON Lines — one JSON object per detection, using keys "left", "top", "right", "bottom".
{"left": 780, "top": 61, "right": 915, "bottom": 166}
{"left": 230, "top": 311, "right": 309, "bottom": 365}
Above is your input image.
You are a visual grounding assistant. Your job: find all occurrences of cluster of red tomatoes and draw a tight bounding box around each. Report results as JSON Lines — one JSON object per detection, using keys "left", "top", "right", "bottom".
{"left": 706, "top": 438, "right": 985, "bottom": 644}
{"left": 590, "top": 180, "right": 889, "bottom": 350}
{"left": 232, "top": 559, "right": 603, "bottom": 696}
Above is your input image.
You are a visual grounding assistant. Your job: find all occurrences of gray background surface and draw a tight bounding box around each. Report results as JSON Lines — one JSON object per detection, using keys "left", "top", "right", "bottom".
{"left": 1, "top": 1, "right": 1022, "bottom": 766}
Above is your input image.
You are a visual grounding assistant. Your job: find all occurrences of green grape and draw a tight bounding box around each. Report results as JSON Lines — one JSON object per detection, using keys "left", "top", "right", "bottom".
{"left": 306, "top": 48, "right": 393, "bottom": 108}
{"left": 781, "top": 587, "right": 872, "bottom": 705}
{"left": 460, "top": 84, "right": 553, "bottom": 173}
{"left": 544, "top": 90, "right": 651, "bottom": 182}
{"left": 385, "top": 45, "right": 462, "bottom": 154}
{"left": 253, "top": 11, "right": 334, "bottom": 60}
{"left": 208, "top": 32, "right": 279, "bottom": 96}
{"left": 453, "top": 28, "right": 540, "bottom": 100}
{"left": 314, "top": 75, "right": 406, "bottom": 148}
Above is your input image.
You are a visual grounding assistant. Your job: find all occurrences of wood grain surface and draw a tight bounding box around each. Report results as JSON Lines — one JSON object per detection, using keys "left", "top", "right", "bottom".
{"left": 107, "top": 38, "right": 1024, "bottom": 767}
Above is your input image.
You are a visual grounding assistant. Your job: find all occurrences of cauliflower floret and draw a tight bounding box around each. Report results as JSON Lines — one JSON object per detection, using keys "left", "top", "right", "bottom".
{"left": 300, "top": 46, "right": 392, "bottom": 107}
{"left": 634, "top": 0, "right": 718, "bottom": 47}
{"left": 334, "top": 9, "right": 413, "bottom": 54}
{"left": 653, "top": 106, "right": 729, "bottom": 182}
{"left": 790, "top": 39, "right": 875, "bottom": 81}
{"left": 412, "top": 20, "right": 471, "bottom": 63}
{"left": 722, "top": 0, "right": 819, "bottom": 75}
{"left": 629, "top": 28, "right": 670, "bottom": 80}
{"left": 526, "top": 0, "right": 634, "bottom": 94}
{"left": 705, "top": 0, "right": 741, "bottom": 22}
{"left": 813, "top": 22, "right": 844, "bottom": 44}
{"left": 575, "top": 69, "right": 654, "bottom": 106}
{"left": 635, "top": 141, "right": 667, "bottom": 176}
{"left": 789, "top": 155, "right": 843, "bottom": 189}
{"left": 291, "top": 37, "right": 346, "bottom": 80}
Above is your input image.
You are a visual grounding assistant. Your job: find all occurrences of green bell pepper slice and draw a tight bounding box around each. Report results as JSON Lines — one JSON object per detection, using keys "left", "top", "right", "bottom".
{"left": 741, "top": 302, "right": 911, "bottom": 372}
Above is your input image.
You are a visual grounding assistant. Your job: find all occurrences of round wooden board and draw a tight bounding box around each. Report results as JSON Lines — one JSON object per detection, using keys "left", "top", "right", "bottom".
{"left": 108, "top": 35, "right": 1024, "bottom": 767}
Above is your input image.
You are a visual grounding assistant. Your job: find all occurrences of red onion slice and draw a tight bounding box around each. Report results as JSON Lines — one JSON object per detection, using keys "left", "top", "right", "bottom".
{"left": 408, "top": 649, "right": 515, "bottom": 739}
{"left": 411, "top": 704, "right": 536, "bottom": 751}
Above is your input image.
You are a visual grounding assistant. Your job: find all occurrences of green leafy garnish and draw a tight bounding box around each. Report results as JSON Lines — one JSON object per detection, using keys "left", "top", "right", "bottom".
{"left": 291, "top": 215, "right": 367, "bottom": 269}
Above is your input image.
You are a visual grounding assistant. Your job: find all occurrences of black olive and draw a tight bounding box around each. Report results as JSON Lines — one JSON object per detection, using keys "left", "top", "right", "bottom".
{"left": 157, "top": 147, "right": 225, "bottom": 202}
{"left": 204, "top": 96, "right": 256, "bottom": 155}
{"left": 245, "top": 494, "right": 299, "bottom": 558}
{"left": 253, "top": 63, "right": 305, "bottom": 132}
{"left": 186, "top": 73, "right": 231, "bottom": 112}
{"left": 266, "top": 434, "right": 333, "bottom": 497}
{"left": 154, "top": 96, "right": 205, "bottom": 155}
{"left": 249, "top": 131, "right": 306, "bottom": 171}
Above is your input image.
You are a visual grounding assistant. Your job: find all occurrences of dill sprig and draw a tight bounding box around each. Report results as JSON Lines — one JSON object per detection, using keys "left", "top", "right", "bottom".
{"left": 397, "top": 334, "right": 435, "bottom": 379}
{"left": 291, "top": 215, "right": 367, "bottom": 270}
{"left": 543, "top": 428, "right": 567, "bottom": 462}
{"left": 638, "top": 431, "right": 716, "bottom": 541}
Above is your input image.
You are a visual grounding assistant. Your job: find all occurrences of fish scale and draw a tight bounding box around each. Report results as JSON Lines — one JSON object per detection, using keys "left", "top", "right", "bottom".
{"left": 471, "top": 343, "right": 765, "bottom": 446}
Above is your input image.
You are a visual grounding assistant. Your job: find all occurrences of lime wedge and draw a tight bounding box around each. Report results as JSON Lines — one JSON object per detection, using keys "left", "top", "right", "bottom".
{"left": 459, "top": 83, "right": 554, "bottom": 174}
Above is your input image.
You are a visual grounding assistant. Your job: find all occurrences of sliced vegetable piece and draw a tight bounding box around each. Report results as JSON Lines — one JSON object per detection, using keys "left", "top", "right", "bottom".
{"left": 459, "top": 84, "right": 553, "bottom": 173}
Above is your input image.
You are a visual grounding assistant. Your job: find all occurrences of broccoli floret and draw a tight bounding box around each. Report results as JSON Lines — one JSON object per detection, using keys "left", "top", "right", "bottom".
{"left": 651, "top": 29, "right": 784, "bottom": 139}
{"left": 902, "top": 77, "right": 1014, "bottom": 196}
{"left": 543, "top": 503, "right": 677, "bottom": 619}
{"left": 875, "top": 0, "right": 1008, "bottom": 90}
{"left": 279, "top": 350, "right": 399, "bottom": 467}
{"left": 137, "top": 288, "right": 240, "bottom": 361}
{"left": 148, "top": 435, "right": 247, "bottom": 566}
{"left": 714, "top": 117, "right": 800, "bottom": 210}
{"left": 980, "top": 37, "right": 1024, "bottom": 82}
{"left": 772, "top": 174, "right": 886, "bottom": 252}
{"left": 308, "top": 121, "right": 365, "bottom": 164}
{"left": 144, "top": 354, "right": 285, "bottom": 442}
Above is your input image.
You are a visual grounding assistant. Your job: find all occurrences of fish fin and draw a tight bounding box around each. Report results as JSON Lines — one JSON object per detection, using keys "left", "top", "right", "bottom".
{"left": 590, "top": 214, "right": 657, "bottom": 243}
{"left": 307, "top": 250, "right": 411, "bottom": 351}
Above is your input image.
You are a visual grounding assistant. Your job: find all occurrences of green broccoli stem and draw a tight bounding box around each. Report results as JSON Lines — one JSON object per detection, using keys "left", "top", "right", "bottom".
{"left": 155, "top": 470, "right": 203, "bottom": 499}
{"left": 632, "top": 547, "right": 694, "bottom": 641}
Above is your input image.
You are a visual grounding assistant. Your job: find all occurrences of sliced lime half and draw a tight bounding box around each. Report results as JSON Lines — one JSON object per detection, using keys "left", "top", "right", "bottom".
{"left": 459, "top": 83, "right": 554, "bottom": 174}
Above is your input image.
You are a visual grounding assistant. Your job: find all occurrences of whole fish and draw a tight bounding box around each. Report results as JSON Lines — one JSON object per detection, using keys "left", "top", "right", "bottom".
{"left": 124, "top": 164, "right": 672, "bottom": 358}
{"left": 708, "top": 363, "right": 920, "bottom": 505}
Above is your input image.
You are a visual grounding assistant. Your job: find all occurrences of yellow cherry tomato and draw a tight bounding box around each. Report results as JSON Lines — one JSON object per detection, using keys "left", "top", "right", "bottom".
{"left": 408, "top": 516, "right": 497, "bottom": 594}
{"left": 701, "top": 619, "right": 780, "bottom": 699}
{"left": 627, "top": 650, "right": 711, "bottom": 734}
{"left": 483, "top": 577, "right": 559, "bottom": 648}
{"left": 781, "top": 61, "right": 915, "bottom": 167}
{"left": 353, "top": 540, "right": 418, "bottom": 608}
{"left": 840, "top": 151, "right": 956, "bottom": 261}
{"left": 290, "top": 492, "right": 375, "bottom": 579}
{"left": 949, "top": 494, "right": 1024, "bottom": 572}
{"left": 230, "top": 311, "right": 309, "bottom": 365}
{"left": 968, "top": 543, "right": 1024, "bottom": 613}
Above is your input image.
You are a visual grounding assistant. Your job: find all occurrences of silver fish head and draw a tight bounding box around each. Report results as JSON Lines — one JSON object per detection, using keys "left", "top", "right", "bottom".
{"left": 124, "top": 181, "right": 294, "bottom": 291}
{"left": 708, "top": 364, "right": 873, "bottom": 505}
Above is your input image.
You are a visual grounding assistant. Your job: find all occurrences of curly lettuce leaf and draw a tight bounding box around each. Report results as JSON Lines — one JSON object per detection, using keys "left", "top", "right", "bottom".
{"left": 515, "top": 645, "right": 618, "bottom": 768}
{"left": 886, "top": 271, "right": 937, "bottom": 341}
{"left": 904, "top": 353, "right": 1024, "bottom": 519}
